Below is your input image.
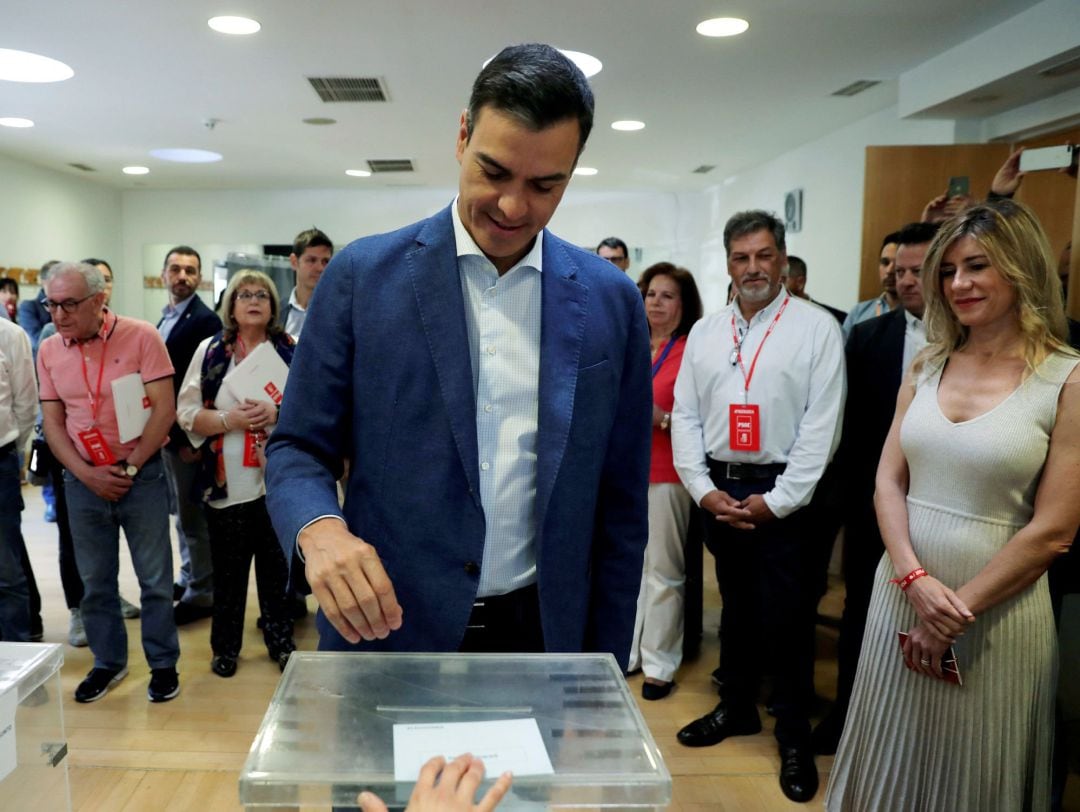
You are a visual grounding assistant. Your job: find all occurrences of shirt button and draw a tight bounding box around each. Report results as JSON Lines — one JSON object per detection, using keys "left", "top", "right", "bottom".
{"left": 486, "top": 346, "right": 496, "bottom": 355}
{"left": 464, "top": 561, "right": 480, "bottom": 576}
{"left": 480, "top": 462, "right": 490, "bottom": 471}
{"left": 484, "top": 404, "right": 493, "bottom": 413}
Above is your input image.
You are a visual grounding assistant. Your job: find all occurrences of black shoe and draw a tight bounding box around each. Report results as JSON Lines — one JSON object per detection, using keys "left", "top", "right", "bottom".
{"left": 173, "top": 601, "right": 213, "bottom": 625}
{"left": 677, "top": 703, "right": 761, "bottom": 747}
{"left": 211, "top": 655, "right": 237, "bottom": 678}
{"left": 778, "top": 745, "right": 819, "bottom": 803}
{"left": 710, "top": 667, "right": 724, "bottom": 689}
{"left": 811, "top": 709, "right": 845, "bottom": 755}
{"left": 173, "top": 582, "right": 185, "bottom": 602}
{"left": 30, "top": 616, "right": 44, "bottom": 642}
{"left": 273, "top": 650, "right": 292, "bottom": 672}
{"left": 75, "top": 666, "right": 128, "bottom": 703}
{"left": 641, "top": 681, "right": 673, "bottom": 701}
{"left": 148, "top": 667, "right": 180, "bottom": 702}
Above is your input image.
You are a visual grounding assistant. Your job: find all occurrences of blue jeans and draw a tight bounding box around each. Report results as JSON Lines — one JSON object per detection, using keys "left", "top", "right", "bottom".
{"left": 0, "top": 450, "right": 31, "bottom": 641}
{"left": 64, "top": 455, "right": 179, "bottom": 670}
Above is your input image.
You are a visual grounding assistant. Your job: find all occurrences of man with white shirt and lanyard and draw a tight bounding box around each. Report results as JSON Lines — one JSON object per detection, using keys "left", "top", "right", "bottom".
{"left": 671, "top": 209, "right": 845, "bottom": 804}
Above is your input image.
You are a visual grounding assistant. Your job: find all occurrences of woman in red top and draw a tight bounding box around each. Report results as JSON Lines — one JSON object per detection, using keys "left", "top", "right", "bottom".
{"left": 628, "top": 262, "right": 703, "bottom": 700}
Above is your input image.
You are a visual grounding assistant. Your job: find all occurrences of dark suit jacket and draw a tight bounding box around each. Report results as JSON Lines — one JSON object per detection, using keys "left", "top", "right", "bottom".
{"left": 265, "top": 205, "right": 652, "bottom": 667}
{"left": 810, "top": 297, "right": 848, "bottom": 326}
{"left": 157, "top": 295, "right": 221, "bottom": 449}
{"left": 18, "top": 290, "right": 52, "bottom": 352}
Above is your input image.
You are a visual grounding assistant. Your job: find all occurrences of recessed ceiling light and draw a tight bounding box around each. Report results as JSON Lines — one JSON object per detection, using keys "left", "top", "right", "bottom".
{"left": 482, "top": 49, "right": 602, "bottom": 79}
{"left": 150, "top": 148, "right": 223, "bottom": 163}
{"left": 345, "top": 169, "right": 372, "bottom": 177}
{"left": 573, "top": 166, "right": 598, "bottom": 176}
{"left": 0, "top": 48, "right": 74, "bottom": 83}
{"left": 696, "top": 17, "right": 750, "bottom": 37}
{"left": 207, "top": 16, "right": 261, "bottom": 35}
{"left": 122, "top": 166, "right": 150, "bottom": 175}
{"left": 0, "top": 117, "right": 34, "bottom": 128}
{"left": 302, "top": 117, "right": 337, "bottom": 125}
{"left": 611, "top": 120, "right": 645, "bottom": 132}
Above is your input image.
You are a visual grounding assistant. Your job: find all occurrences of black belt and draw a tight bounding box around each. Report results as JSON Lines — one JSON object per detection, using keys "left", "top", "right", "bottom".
{"left": 468, "top": 583, "right": 539, "bottom": 630}
{"left": 0, "top": 441, "right": 15, "bottom": 457}
{"left": 707, "top": 458, "right": 786, "bottom": 481}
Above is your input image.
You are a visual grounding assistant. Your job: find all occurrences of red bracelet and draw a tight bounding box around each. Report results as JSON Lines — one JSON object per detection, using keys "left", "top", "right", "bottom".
{"left": 890, "top": 567, "right": 927, "bottom": 591}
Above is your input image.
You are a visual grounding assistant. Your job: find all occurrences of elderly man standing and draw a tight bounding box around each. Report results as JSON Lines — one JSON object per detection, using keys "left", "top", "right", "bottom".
{"left": 38, "top": 262, "right": 180, "bottom": 703}
{"left": 671, "top": 210, "right": 845, "bottom": 803}
{"left": 266, "top": 43, "right": 651, "bottom": 666}
{"left": 0, "top": 315, "right": 36, "bottom": 640}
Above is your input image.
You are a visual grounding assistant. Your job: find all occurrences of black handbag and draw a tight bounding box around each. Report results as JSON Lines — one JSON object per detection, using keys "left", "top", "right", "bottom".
{"left": 27, "top": 431, "right": 55, "bottom": 485}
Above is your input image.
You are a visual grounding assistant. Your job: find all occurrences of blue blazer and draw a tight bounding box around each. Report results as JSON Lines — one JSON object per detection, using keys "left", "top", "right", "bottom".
{"left": 265, "top": 205, "right": 652, "bottom": 667}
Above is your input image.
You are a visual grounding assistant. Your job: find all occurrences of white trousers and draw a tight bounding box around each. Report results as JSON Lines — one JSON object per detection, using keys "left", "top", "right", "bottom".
{"left": 628, "top": 482, "right": 692, "bottom": 682}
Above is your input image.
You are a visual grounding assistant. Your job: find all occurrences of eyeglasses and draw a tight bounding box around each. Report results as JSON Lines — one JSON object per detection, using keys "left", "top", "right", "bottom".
{"left": 43, "top": 295, "right": 94, "bottom": 313}
{"left": 235, "top": 290, "right": 271, "bottom": 302}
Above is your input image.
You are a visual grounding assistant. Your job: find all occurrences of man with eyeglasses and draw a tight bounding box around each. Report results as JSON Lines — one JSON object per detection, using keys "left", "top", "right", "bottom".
{"left": 37, "top": 261, "right": 180, "bottom": 703}
{"left": 596, "top": 236, "right": 630, "bottom": 273}
{"left": 156, "top": 247, "right": 221, "bottom": 626}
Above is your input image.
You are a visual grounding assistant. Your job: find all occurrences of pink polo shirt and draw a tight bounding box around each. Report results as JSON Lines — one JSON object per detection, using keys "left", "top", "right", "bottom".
{"left": 38, "top": 309, "right": 174, "bottom": 464}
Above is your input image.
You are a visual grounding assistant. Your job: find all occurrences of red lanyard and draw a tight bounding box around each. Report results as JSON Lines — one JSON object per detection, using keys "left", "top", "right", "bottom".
{"left": 730, "top": 296, "right": 789, "bottom": 398}
{"left": 78, "top": 318, "right": 110, "bottom": 426}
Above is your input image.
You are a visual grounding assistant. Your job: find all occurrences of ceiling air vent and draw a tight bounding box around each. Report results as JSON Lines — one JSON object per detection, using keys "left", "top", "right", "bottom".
{"left": 307, "top": 76, "right": 389, "bottom": 102}
{"left": 68, "top": 162, "right": 96, "bottom": 172}
{"left": 367, "top": 159, "right": 414, "bottom": 173}
{"left": 831, "top": 80, "right": 880, "bottom": 97}
{"left": 692, "top": 165, "right": 716, "bottom": 174}
{"left": 1039, "top": 55, "right": 1080, "bottom": 79}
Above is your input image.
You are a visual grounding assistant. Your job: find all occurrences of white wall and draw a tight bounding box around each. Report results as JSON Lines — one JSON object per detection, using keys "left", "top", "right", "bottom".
{"left": 0, "top": 154, "right": 121, "bottom": 298}
{"left": 695, "top": 106, "right": 957, "bottom": 313}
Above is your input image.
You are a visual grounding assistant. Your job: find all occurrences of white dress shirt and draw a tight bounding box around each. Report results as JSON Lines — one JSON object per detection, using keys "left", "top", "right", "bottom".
{"left": 672, "top": 290, "right": 846, "bottom": 518}
{"left": 0, "top": 317, "right": 37, "bottom": 449}
{"left": 452, "top": 200, "right": 543, "bottom": 597}
{"left": 284, "top": 289, "right": 307, "bottom": 340}
{"left": 902, "top": 308, "right": 928, "bottom": 376}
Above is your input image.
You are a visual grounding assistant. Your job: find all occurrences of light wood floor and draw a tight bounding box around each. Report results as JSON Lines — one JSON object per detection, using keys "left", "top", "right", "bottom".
{"left": 15, "top": 482, "right": 1079, "bottom": 810}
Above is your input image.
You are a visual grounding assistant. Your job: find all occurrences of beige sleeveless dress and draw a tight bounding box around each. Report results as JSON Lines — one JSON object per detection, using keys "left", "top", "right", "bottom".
{"left": 826, "top": 352, "right": 1079, "bottom": 812}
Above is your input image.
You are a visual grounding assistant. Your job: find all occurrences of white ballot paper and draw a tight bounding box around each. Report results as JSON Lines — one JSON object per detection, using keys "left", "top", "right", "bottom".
{"left": 0, "top": 683, "right": 16, "bottom": 782}
{"left": 111, "top": 372, "right": 151, "bottom": 443}
{"left": 223, "top": 341, "right": 289, "bottom": 405}
{"left": 392, "top": 718, "right": 554, "bottom": 782}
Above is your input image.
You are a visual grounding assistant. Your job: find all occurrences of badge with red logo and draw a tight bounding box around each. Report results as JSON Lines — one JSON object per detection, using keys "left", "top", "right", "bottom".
{"left": 729, "top": 404, "right": 761, "bottom": 452}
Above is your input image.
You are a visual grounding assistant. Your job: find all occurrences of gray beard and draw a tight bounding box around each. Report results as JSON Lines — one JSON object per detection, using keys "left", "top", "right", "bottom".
{"left": 737, "top": 280, "right": 778, "bottom": 304}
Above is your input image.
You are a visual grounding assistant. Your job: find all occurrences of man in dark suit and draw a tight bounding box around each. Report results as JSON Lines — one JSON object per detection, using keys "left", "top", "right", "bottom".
{"left": 812, "top": 221, "right": 940, "bottom": 754}
{"left": 265, "top": 43, "right": 651, "bottom": 665}
{"left": 156, "top": 246, "right": 221, "bottom": 624}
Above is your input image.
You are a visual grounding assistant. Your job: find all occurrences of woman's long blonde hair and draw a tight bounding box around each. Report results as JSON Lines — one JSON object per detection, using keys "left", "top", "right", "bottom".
{"left": 918, "top": 198, "right": 1072, "bottom": 375}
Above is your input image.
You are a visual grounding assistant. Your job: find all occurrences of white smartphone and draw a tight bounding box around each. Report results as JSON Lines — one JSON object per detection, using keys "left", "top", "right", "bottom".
{"left": 1019, "top": 144, "right": 1075, "bottom": 173}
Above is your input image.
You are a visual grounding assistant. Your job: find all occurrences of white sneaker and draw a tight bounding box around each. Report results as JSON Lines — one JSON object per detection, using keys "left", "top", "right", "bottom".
{"left": 68, "top": 609, "right": 88, "bottom": 647}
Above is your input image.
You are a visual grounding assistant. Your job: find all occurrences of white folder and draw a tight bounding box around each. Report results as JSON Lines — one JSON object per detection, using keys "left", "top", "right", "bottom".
{"left": 222, "top": 341, "right": 290, "bottom": 406}
{"left": 111, "top": 372, "right": 151, "bottom": 443}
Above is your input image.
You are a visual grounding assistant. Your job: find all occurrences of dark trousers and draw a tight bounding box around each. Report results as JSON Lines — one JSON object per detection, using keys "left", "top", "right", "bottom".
{"left": 205, "top": 497, "right": 294, "bottom": 660}
{"left": 51, "top": 463, "right": 84, "bottom": 609}
{"left": 705, "top": 468, "right": 817, "bottom": 748}
{"left": 459, "top": 583, "right": 545, "bottom": 654}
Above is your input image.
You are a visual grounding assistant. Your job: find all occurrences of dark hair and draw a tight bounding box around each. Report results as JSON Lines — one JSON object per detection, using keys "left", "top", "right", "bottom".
{"left": 881, "top": 231, "right": 902, "bottom": 251}
{"left": 40, "top": 260, "right": 60, "bottom": 274}
{"left": 466, "top": 43, "right": 594, "bottom": 156}
{"left": 163, "top": 245, "right": 201, "bottom": 271}
{"left": 81, "top": 257, "right": 112, "bottom": 274}
{"left": 894, "top": 221, "right": 941, "bottom": 249}
{"left": 786, "top": 256, "right": 807, "bottom": 277}
{"left": 0, "top": 277, "right": 17, "bottom": 295}
{"left": 596, "top": 237, "right": 628, "bottom": 256}
{"left": 637, "top": 262, "right": 703, "bottom": 339}
{"left": 723, "top": 210, "right": 786, "bottom": 255}
{"left": 292, "top": 227, "right": 333, "bottom": 258}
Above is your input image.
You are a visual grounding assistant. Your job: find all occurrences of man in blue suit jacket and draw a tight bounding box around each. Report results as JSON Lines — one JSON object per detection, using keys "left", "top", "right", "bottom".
{"left": 265, "top": 44, "right": 651, "bottom": 668}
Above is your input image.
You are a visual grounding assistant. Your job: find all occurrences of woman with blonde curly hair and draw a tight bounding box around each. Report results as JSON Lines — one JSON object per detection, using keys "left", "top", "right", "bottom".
{"left": 827, "top": 199, "right": 1080, "bottom": 810}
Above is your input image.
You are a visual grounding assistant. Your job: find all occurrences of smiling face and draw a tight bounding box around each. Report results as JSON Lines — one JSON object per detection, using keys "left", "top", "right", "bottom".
{"left": 940, "top": 235, "right": 1018, "bottom": 330}
{"left": 231, "top": 283, "right": 273, "bottom": 333}
{"left": 455, "top": 106, "right": 580, "bottom": 275}
{"left": 727, "top": 229, "right": 785, "bottom": 314}
{"left": 645, "top": 274, "right": 683, "bottom": 338}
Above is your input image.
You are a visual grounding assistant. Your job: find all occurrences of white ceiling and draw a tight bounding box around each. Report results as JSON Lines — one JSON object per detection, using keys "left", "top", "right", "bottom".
{"left": 0, "top": 0, "right": 1051, "bottom": 192}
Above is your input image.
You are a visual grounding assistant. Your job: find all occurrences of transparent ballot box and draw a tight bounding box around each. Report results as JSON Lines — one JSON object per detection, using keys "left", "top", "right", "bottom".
{"left": 0, "top": 643, "right": 70, "bottom": 811}
{"left": 240, "top": 652, "right": 671, "bottom": 809}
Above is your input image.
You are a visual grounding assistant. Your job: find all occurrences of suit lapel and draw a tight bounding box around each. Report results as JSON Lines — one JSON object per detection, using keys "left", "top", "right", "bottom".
{"left": 406, "top": 208, "right": 481, "bottom": 503}
{"left": 535, "top": 234, "right": 588, "bottom": 531}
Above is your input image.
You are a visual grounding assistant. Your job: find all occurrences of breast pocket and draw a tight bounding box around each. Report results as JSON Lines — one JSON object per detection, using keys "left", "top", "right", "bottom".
{"left": 569, "top": 359, "right": 616, "bottom": 449}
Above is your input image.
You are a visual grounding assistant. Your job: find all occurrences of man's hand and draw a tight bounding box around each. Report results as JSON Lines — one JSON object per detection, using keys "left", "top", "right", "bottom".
{"left": 299, "top": 518, "right": 403, "bottom": 643}
{"left": 79, "top": 463, "right": 133, "bottom": 502}
{"left": 358, "top": 754, "right": 512, "bottom": 812}
{"left": 700, "top": 489, "right": 754, "bottom": 530}
{"left": 739, "top": 493, "right": 775, "bottom": 526}
{"left": 991, "top": 148, "right": 1025, "bottom": 197}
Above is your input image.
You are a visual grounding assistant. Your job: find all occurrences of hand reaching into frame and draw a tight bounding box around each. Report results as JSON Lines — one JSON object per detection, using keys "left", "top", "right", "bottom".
{"left": 357, "top": 754, "right": 512, "bottom": 812}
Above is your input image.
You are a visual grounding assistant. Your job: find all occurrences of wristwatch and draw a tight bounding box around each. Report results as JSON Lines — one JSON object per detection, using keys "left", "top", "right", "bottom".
{"left": 660, "top": 412, "right": 671, "bottom": 431}
{"left": 124, "top": 462, "right": 139, "bottom": 478}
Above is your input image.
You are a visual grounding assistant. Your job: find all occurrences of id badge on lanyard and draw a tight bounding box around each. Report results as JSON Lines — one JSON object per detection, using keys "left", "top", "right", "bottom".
{"left": 78, "top": 325, "right": 117, "bottom": 465}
